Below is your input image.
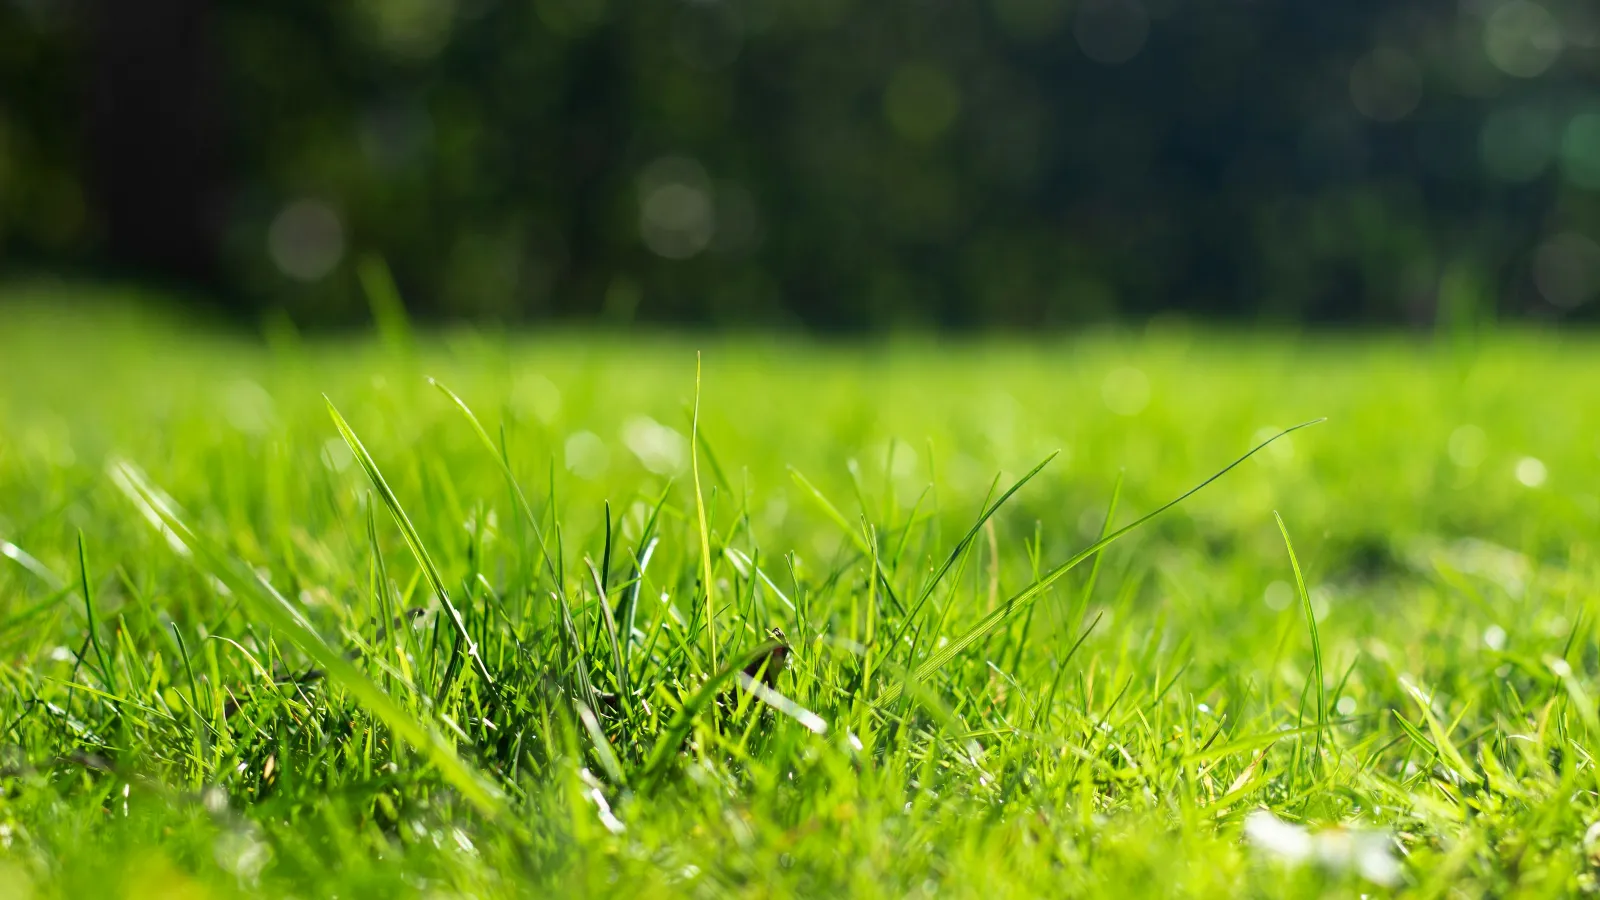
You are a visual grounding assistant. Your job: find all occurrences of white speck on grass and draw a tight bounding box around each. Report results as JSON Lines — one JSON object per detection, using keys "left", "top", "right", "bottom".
{"left": 1336, "top": 696, "right": 1357, "bottom": 716}
{"left": 1515, "top": 456, "right": 1547, "bottom": 487}
{"left": 1584, "top": 820, "right": 1600, "bottom": 850}
{"left": 1244, "top": 811, "right": 1401, "bottom": 886}
{"left": 203, "top": 787, "right": 229, "bottom": 815}
{"left": 1245, "top": 811, "right": 1313, "bottom": 862}
{"left": 1101, "top": 366, "right": 1150, "bottom": 416}
{"left": 214, "top": 829, "right": 272, "bottom": 886}
{"left": 1484, "top": 624, "right": 1507, "bottom": 651}
{"left": 1264, "top": 581, "right": 1294, "bottom": 611}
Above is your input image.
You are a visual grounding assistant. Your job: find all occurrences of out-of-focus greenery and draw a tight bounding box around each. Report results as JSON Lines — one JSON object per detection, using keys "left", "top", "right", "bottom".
{"left": 3, "top": 0, "right": 1600, "bottom": 327}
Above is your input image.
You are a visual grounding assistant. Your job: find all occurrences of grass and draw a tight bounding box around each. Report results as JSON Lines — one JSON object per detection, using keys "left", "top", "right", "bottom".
{"left": 4, "top": 295, "right": 1600, "bottom": 897}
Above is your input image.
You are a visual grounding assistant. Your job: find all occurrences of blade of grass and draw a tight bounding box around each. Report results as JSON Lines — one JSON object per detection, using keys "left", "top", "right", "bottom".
{"left": 878, "top": 419, "right": 1323, "bottom": 704}
{"left": 639, "top": 640, "right": 785, "bottom": 788}
{"left": 75, "top": 533, "right": 117, "bottom": 694}
{"left": 325, "top": 398, "right": 494, "bottom": 689}
{"left": 2, "top": 538, "right": 65, "bottom": 590}
{"left": 109, "top": 458, "right": 508, "bottom": 818}
{"left": 1275, "top": 512, "right": 1326, "bottom": 772}
{"left": 356, "top": 255, "right": 414, "bottom": 354}
{"left": 692, "top": 352, "right": 718, "bottom": 672}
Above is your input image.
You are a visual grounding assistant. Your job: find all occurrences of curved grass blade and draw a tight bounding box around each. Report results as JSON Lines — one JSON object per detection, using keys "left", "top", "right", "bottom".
{"left": 110, "top": 459, "right": 507, "bottom": 818}
{"left": 889, "top": 451, "right": 1060, "bottom": 648}
{"left": 1, "top": 538, "right": 65, "bottom": 590}
{"left": 577, "top": 701, "right": 627, "bottom": 786}
{"left": 877, "top": 419, "right": 1324, "bottom": 705}
{"left": 429, "top": 379, "right": 561, "bottom": 591}
{"left": 325, "top": 398, "right": 493, "bottom": 689}
{"left": 788, "top": 467, "right": 870, "bottom": 555}
{"left": 735, "top": 672, "right": 827, "bottom": 734}
{"left": 356, "top": 255, "right": 415, "bottom": 355}
{"left": 639, "top": 640, "right": 785, "bottom": 788}
{"left": 1275, "top": 511, "right": 1326, "bottom": 773}
{"left": 692, "top": 352, "right": 718, "bottom": 672}
{"left": 76, "top": 533, "right": 117, "bottom": 694}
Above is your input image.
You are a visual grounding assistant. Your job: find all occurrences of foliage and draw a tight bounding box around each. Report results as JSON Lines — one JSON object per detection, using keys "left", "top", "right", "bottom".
{"left": 4, "top": 1, "right": 1600, "bottom": 325}
{"left": 3, "top": 298, "right": 1600, "bottom": 895}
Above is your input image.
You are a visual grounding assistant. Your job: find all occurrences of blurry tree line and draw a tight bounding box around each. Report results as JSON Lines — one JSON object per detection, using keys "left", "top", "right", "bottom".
{"left": 2, "top": 0, "right": 1600, "bottom": 328}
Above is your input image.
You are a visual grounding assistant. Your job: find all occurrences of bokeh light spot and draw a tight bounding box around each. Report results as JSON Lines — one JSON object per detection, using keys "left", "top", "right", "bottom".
{"left": 1479, "top": 107, "right": 1558, "bottom": 181}
{"left": 638, "top": 157, "right": 715, "bottom": 260}
{"left": 267, "top": 200, "right": 345, "bottom": 282}
{"left": 621, "top": 417, "right": 689, "bottom": 475}
{"left": 564, "top": 431, "right": 610, "bottom": 480}
{"left": 355, "top": 0, "right": 456, "bottom": 60}
{"left": 1560, "top": 113, "right": 1600, "bottom": 189}
{"left": 512, "top": 373, "right": 562, "bottom": 424}
{"left": 1483, "top": 0, "right": 1563, "bottom": 78}
{"left": 1532, "top": 232, "right": 1600, "bottom": 308}
{"left": 1251, "top": 426, "right": 1295, "bottom": 466}
{"left": 1514, "top": 456, "right": 1547, "bottom": 487}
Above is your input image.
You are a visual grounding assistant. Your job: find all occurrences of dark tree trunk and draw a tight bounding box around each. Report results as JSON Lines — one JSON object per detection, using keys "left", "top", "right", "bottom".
{"left": 86, "top": 0, "right": 225, "bottom": 295}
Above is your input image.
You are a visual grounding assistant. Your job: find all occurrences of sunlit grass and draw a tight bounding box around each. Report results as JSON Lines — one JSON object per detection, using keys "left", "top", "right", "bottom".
{"left": 3, "top": 297, "right": 1600, "bottom": 897}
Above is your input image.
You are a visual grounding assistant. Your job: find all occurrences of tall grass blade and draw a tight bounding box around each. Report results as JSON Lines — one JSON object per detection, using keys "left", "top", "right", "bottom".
{"left": 692, "top": 352, "right": 718, "bottom": 672}
{"left": 429, "top": 379, "right": 562, "bottom": 592}
{"left": 878, "top": 419, "right": 1323, "bottom": 704}
{"left": 109, "top": 458, "right": 507, "bottom": 817}
{"left": 639, "top": 640, "right": 785, "bottom": 787}
{"left": 356, "top": 255, "right": 414, "bottom": 354}
{"left": 1275, "top": 511, "right": 1326, "bottom": 771}
{"left": 325, "top": 398, "right": 494, "bottom": 688}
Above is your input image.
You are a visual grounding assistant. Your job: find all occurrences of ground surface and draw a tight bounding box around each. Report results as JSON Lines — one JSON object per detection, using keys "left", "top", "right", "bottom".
{"left": 2, "top": 296, "right": 1600, "bottom": 897}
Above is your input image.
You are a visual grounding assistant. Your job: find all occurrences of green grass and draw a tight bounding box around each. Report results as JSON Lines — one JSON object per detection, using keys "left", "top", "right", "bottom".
{"left": 4, "top": 296, "right": 1600, "bottom": 897}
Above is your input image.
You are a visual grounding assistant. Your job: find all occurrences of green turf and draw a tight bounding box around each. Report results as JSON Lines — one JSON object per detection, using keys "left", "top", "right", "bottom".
{"left": 3, "top": 297, "right": 1600, "bottom": 897}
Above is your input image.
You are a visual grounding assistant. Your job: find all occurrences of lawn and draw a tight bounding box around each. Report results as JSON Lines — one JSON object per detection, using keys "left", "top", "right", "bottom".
{"left": 2, "top": 296, "right": 1600, "bottom": 897}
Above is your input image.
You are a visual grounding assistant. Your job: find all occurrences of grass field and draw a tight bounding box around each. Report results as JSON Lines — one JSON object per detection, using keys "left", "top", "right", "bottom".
{"left": 4, "top": 297, "right": 1600, "bottom": 897}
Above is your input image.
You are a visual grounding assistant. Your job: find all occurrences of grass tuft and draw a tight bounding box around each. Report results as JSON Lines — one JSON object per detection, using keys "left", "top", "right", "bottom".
{"left": 4, "top": 309, "right": 1599, "bottom": 897}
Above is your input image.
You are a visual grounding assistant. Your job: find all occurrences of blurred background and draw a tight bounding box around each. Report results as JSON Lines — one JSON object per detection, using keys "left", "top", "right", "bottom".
{"left": 2, "top": 0, "right": 1599, "bottom": 330}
